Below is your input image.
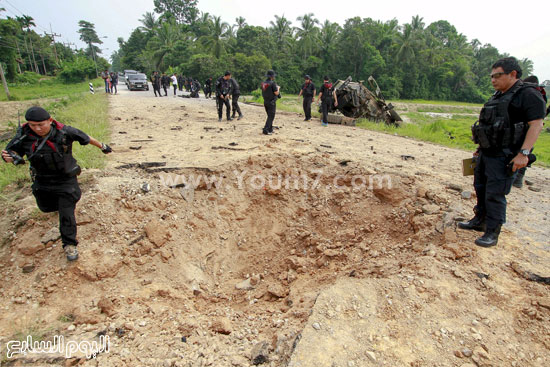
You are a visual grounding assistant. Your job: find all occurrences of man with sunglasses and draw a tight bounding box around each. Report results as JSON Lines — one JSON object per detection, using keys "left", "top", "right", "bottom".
{"left": 459, "top": 57, "right": 545, "bottom": 247}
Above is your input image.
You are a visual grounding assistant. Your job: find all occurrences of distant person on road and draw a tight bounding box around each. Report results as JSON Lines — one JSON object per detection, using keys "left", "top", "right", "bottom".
{"left": 161, "top": 72, "right": 170, "bottom": 96}
{"left": 101, "top": 69, "right": 110, "bottom": 93}
{"left": 458, "top": 57, "right": 545, "bottom": 248}
{"left": 230, "top": 76, "right": 243, "bottom": 120}
{"left": 317, "top": 76, "right": 338, "bottom": 127}
{"left": 110, "top": 72, "right": 118, "bottom": 95}
{"left": 171, "top": 73, "right": 178, "bottom": 96}
{"left": 298, "top": 75, "right": 316, "bottom": 121}
{"left": 215, "top": 71, "right": 233, "bottom": 122}
{"left": 177, "top": 74, "right": 184, "bottom": 92}
{"left": 1, "top": 107, "right": 112, "bottom": 261}
{"left": 152, "top": 71, "right": 162, "bottom": 97}
{"left": 512, "top": 75, "right": 548, "bottom": 188}
{"left": 204, "top": 77, "right": 212, "bottom": 99}
{"left": 261, "top": 70, "right": 280, "bottom": 135}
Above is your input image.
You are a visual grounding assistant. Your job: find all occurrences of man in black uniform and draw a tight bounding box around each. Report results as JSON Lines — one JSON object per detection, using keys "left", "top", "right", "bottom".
{"left": 230, "top": 76, "right": 243, "bottom": 120}
{"left": 458, "top": 57, "right": 545, "bottom": 247}
{"left": 298, "top": 75, "right": 316, "bottom": 121}
{"left": 261, "top": 70, "right": 280, "bottom": 135}
{"left": 1, "top": 107, "right": 112, "bottom": 261}
{"left": 152, "top": 71, "right": 162, "bottom": 97}
{"left": 317, "top": 76, "right": 338, "bottom": 127}
{"left": 215, "top": 71, "right": 233, "bottom": 122}
{"left": 204, "top": 77, "right": 212, "bottom": 99}
{"left": 161, "top": 73, "right": 170, "bottom": 96}
{"left": 177, "top": 74, "right": 184, "bottom": 92}
{"left": 191, "top": 79, "right": 201, "bottom": 98}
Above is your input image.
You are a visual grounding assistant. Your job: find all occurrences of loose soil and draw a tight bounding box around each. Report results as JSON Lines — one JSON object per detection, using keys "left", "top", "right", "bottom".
{"left": 0, "top": 86, "right": 548, "bottom": 367}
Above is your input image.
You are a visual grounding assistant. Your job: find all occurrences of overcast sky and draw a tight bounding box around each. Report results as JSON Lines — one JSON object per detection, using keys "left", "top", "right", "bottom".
{"left": 4, "top": 0, "right": 549, "bottom": 82}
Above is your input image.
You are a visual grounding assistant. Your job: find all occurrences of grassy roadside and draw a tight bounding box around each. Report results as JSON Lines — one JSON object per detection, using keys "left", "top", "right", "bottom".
{"left": 0, "top": 77, "right": 104, "bottom": 101}
{"left": 0, "top": 93, "right": 110, "bottom": 192}
{"left": 258, "top": 94, "right": 550, "bottom": 166}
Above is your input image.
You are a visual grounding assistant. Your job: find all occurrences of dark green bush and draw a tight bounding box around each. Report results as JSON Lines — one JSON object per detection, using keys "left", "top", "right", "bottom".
{"left": 57, "top": 57, "right": 97, "bottom": 83}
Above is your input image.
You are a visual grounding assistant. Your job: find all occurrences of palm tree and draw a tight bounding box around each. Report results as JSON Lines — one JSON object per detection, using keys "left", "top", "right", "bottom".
{"left": 269, "top": 15, "right": 293, "bottom": 49}
{"left": 200, "top": 16, "right": 229, "bottom": 58}
{"left": 17, "top": 15, "right": 39, "bottom": 73}
{"left": 139, "top": 12, "right": 158, "bottom": 33}
{"left": 396, "top": 24, "right": 418, "bottom": 64}
{"left": 234, "top": 16, "right": 247, "bottom": 31}
{"left": 150, "top": 21, "right": 181, "bottom": 69}
{"left": 295, "top": 13, "right": 320, "bottom": 60}
{"left": 319, "top": 20, "right": 340, "bottom": 68}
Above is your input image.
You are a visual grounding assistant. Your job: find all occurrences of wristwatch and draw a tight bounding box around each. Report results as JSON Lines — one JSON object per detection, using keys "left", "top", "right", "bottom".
{"left": 520, "top": 149, "right": 530, "bottom": 156}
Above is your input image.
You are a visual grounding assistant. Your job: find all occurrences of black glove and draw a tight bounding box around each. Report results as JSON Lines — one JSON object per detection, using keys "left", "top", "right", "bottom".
{"left": 101, "top": 143, "right": 112, "bottom": 154}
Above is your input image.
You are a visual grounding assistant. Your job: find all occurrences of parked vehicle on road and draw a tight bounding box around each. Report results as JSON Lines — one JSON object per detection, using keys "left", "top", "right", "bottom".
{"left": 127, "top": 73, "right": 149, "bottom": 91}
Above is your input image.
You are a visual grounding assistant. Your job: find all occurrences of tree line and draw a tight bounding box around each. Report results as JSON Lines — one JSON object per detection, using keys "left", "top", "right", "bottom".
{"left": 1, "top": 0, "right": 535, "bottom": 102}
{"left": 0, "top": 9, "right": 109, "bottom": 84}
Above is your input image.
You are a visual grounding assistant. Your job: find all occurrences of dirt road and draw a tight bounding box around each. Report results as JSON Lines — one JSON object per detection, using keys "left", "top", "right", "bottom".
{"left": 0, "top": 85, "right": 548, "bottom": 366}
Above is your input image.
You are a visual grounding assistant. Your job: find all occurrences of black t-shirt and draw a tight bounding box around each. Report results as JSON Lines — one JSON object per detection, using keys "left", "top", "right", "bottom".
{"left": 506, "top": 85, "right": 546, "bottom": 124}
{"left": 261, "top": 79, "right": 278, "bottom": 103}
{"left": 301, "top": 82, "right": 315, "bottom": 98}
{"left": 230, "top": 78, "right": 240, "bottom": 95}
{"left": 319, "top": 83, "right": 334, "bottom": 102}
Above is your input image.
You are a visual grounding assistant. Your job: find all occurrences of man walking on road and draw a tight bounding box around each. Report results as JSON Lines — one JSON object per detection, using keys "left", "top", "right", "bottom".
{"left": 261, "top": 70, "right": 280, "bottom": 135}
{"left": 215, "top": 71, "right": 233, "bottom": 122}
{"left": 299, "top": 75, "right": 316, "bottom": 121}
{"left": 230, "top": 76, "right": 243, "bottom": 120}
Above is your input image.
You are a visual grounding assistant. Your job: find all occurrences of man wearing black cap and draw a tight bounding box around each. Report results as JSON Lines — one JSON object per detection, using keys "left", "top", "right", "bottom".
{"left": 215, "top": 71, "right": 233, "bottom": 122}
{"left": 298, "top": 75, "right": 316, "bottom": 121}
{"left": 1, "top": 107, "right": 113, "bottom": 261}
{"left": 261, "top": 70, "right": 280, "bottom": 135}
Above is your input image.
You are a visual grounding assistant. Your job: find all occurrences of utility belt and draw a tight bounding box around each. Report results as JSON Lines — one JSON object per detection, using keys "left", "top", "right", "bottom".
{"left": 472, "top": 120, "right": 526, "bottom": 150}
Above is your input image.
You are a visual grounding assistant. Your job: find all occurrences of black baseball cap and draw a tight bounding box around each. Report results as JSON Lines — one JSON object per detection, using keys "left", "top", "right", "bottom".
{"left": 25, "top": 106, "right": 51, "bottom": 122}
{"left": 305, "top": 75, "right": 311, "bottom": 80}
{"left": 266, "top": 70, "right": 276, "bottom": 77}
{"left": 224, "top": 71, "right": 231, "bottom": 76}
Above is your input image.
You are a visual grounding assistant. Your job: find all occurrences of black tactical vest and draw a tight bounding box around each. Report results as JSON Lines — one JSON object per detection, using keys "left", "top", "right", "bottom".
{"left": 26, "top": 122, "right": 80, "bottom": 178}
{"left": 472, "top": 81, "right": 532, "bottom": 150}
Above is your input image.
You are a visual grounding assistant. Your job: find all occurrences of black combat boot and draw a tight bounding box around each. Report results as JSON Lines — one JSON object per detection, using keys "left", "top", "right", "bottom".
{"left": 513, "top": 172, "right": 524, "bottom": 188}
{"left": 458, "top": 216, "right": 486, "bottom": 232}
{"left": 474, "top": 225, "right": 501, "bottom": 248}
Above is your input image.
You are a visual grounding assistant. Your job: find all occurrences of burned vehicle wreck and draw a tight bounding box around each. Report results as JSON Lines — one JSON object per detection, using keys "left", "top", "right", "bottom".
{"left": 322, "top": 76, "right": 402, "bottom": 126}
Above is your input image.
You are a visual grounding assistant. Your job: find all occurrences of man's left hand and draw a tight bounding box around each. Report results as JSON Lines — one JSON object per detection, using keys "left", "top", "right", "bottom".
{"left": 510, "top": 153, "right": 528, "bottom": 172}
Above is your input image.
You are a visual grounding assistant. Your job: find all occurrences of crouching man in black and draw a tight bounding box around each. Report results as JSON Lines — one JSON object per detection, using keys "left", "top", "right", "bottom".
{"left": 2, "top": 107, "right": 112, "bottom": 261}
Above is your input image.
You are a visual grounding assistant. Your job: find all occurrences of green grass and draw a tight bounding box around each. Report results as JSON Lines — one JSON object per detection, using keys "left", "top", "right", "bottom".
{"left": 0, "top": 93, "right": 110, "bottom": 191}
{"left": 0, "top": 77, "right": 104, "bottom": 101}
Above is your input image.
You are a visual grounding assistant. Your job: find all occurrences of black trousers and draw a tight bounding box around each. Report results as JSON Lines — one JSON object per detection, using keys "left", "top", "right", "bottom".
{"left": 232, "top": 94, "right": 242, "bottom": 117}
{"left": 263, "top": 101, "right": 276, "bottom": 133}
{"left": 153, "top": 85, "right": 161, "bottom": 97}
{"left": 173, "top": 85, "right": 177, "bottom": 95}
{"left": 205, "top": 88, "right": 211, "bottom": 98}
{"left": 303, "top": 96, "right": 313, "bottom": 120}
{"left": 473, "top": 152, "right": 516, "bottom": 229}
{"left": 217, "top": 96, "right": 231, "bottom": 119}
{"left": 32, "top": 179, "right": 82, "bottom": 247}
{"left": 321, "top": 100, "right": 330, "bottom": 123}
